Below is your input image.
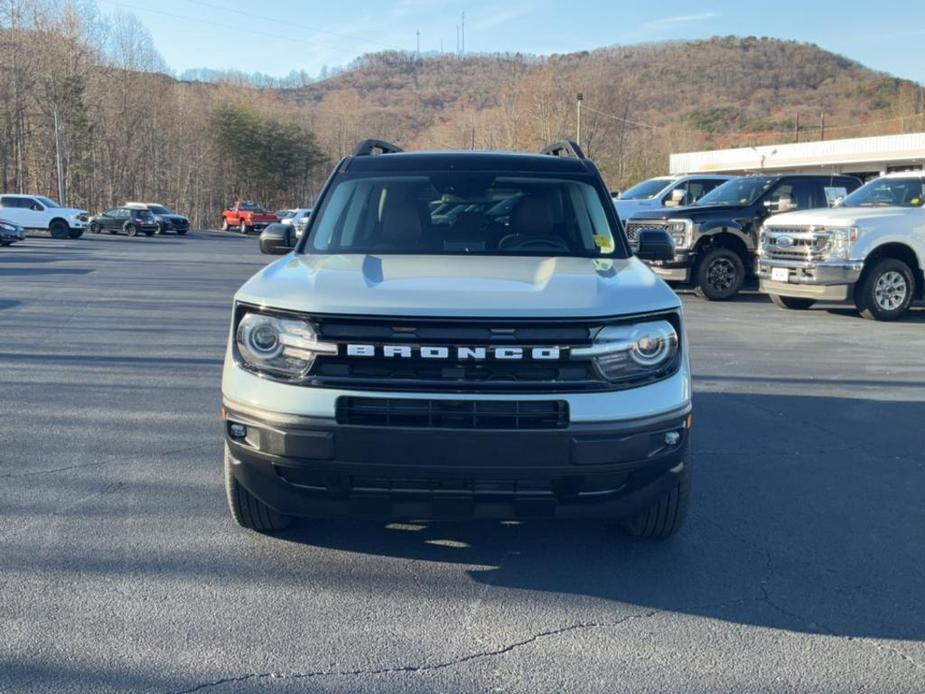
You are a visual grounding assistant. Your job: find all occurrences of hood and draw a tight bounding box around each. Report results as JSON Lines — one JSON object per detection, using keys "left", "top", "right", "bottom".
{"left": 763, "top": 206, "right": 914, "bottom": 228}
{"left": 160, "top": 213, "right": 188, "bottom": 221}
{"left": 54, "top": 207, "right": 89, "bottom": 217}
{"left": 627, "top": 204, "right": 746, "bottom": 222}
{"left": 235, "top": 254, "right": 680, "bottom": 318}
{"left": 613, "top": 199, "right": 662, "bottom": 216}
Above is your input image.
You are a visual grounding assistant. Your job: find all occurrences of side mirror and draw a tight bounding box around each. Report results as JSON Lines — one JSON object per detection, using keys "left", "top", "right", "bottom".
{"left": 259, "top": 223, "right": 294, "bottom": 255}
{"left": 611, "top": 190, "right": 621, "bottom": 199}
{"left": 761, "top": 200, "right": 778, "bottom": 216}
{"left": 635, "top": 229, "right": 675, "bottom": 261}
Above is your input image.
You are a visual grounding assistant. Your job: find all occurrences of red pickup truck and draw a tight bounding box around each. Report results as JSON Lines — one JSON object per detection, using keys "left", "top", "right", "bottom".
{"left": 221, "top": 201, "right": 278, "bottom": 234}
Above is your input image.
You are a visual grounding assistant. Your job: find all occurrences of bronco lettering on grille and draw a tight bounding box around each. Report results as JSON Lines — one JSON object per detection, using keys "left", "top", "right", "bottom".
{"left": 344, "top": 344, "right": 562, "bottom": 360}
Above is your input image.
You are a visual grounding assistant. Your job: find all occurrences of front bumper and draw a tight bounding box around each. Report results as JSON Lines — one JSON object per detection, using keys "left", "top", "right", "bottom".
{"left": 646, "top": 250, "right": 692, "bottom": 282}
{"left": 223, "top": 401, "right": 691, "bottom": 520}
{"left": 0, "top": 227, "right": 24, "bottom": 241}
{"left": 757, "top": 258, "right": 864, "bottom": 300}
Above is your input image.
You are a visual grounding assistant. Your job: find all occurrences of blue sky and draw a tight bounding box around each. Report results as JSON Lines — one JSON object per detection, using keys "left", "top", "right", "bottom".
{"left": 95, "top": 0, "right": 925, "bottom": 83}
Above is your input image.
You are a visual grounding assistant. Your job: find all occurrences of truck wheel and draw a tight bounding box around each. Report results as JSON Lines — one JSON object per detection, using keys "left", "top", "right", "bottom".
{"left": 90, "top": 222, "right": 101, "bottom": 234}
{"left": 49, "top": 219, "right": 69, "bottom": 239}
{"left": 125, "top": 224, "right": 138, "bottom": 237}
{"left": 224, "top": 444, "right": 291, "bottom": 532}
{"left": 770, "top": 294, "right": 815, "bottom": 310}
{"left": 855, "top": 258, "right": 914, "bottom": 321}
{"left": 240, "top": 224, "right": 250, "bottom": 234}
{"left": 620, "top": 465, "right": 690, "bottom": 539}
{"left": 221, "top": 218, "right": 229, "bottom": 231}
{"left": 694, "top": 248, "right": 745, "bottom": 301}
{"left": 156, "top": 222, "right": 166, "bottom": 235}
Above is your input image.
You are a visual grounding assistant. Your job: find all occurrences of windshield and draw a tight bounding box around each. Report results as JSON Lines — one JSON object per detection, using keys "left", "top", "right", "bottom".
{"left": 697, "top": 177, "right": 776, "bottom": 206}
{"left": 841, "top": 178, "right": 925, "bottom": 208}
{"left": 36, "top": 196, "right": 60, "bottom": 208}
{"left": 305, "top": 173, "right": 623, "bottom": 258}
{"left": 619, "top": 178, "right": 673, "bottom": 200}
{"left": 148, "top": 205, "right": 170, "bottom": 214}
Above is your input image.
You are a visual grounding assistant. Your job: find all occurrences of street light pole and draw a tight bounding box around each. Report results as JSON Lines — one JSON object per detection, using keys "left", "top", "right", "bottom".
{"left": 53, "top": 106, "right": 65, "bottom": 206}
{"left": 576, "top": 93, "right": 584, "bottom": 146}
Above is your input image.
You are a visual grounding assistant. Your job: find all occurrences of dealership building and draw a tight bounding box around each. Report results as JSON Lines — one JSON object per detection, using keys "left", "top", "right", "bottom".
{"left": 670, "top": 132, "right": 925, "bottom": 180}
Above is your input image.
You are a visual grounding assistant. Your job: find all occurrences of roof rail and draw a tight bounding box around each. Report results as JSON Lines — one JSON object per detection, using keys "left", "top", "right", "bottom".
{"left": 352, "top": 139, "right": 403, "bottom": 156}
{"left": 541, "top": 140, "right": 586, "bottom": 160}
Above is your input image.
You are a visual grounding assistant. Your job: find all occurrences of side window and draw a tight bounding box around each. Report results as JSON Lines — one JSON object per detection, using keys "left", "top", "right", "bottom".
{"left": 0, "top": 196, "right": 15, "bottom": 208}
{"left": 766, "top": 180, "right": 820, "bottom": 213}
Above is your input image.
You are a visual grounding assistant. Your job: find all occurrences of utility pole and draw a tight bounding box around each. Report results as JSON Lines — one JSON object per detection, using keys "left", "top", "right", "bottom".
{"left": 820, "top": 111, "right": 826, "bottom": 141}
{"left": 456, "top": 25, "right": 459, "bottom": 55}
{"left": 53, "top": 107, "right": 65, "bottom": 206}
{"left": 794, "top": 112, "right": 801, "bottom": 143}
{"left": 461, "top": 11, "right": 465, "bottom": 55}
{"left": 576, "top": 93, "right": 584, "bottom": 146}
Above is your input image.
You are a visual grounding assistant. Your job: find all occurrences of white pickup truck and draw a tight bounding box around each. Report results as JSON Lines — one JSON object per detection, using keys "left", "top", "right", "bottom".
{"left": 0, "top": 194, "right": 89, "bottom": 239}
{"left": 757, "top": 173, "right": 925, "bottom": 320}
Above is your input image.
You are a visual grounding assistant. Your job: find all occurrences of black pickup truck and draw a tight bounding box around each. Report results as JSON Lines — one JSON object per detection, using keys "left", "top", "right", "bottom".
{"left": 625, "top": 174, "right": 862, "bottom": 300}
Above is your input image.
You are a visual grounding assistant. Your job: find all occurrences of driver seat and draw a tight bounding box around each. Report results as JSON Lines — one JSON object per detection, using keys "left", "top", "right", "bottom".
{"left": 498, "top": 196, "right": 564, "bottom": 250}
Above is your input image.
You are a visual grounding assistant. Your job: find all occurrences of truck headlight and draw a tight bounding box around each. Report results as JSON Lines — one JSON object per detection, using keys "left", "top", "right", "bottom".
{"left": 666, "top": 220, "right": 692, "bottom": 249}
{"left": 822, "top": 227, "right": 859, "bottom": 262}
{"left": 573, "top": 320, "right": 679, "bottom": 383}
{"left": 236, "top": 311, "right": 337, "bottom": 378}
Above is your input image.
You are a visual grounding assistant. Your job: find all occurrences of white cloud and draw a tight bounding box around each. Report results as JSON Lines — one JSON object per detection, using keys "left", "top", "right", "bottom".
{"left": 643, "top": 11, "right": 720, "bottom": 30}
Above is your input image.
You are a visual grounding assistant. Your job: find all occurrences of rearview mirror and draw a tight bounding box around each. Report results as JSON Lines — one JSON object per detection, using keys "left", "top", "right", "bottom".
{"left": 635, "top": 229, "right": 675, "bottom": 261}
{"left": 259, "top": 223, "right": 294, "bottom": 255}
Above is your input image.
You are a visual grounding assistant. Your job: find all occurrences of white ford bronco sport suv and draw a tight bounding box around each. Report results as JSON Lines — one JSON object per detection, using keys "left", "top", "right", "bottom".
{"left": 221, "top": 140, "right": 693, "bottom": 538}
{"left": 757, "top": 173, "right": 925, "bottom": 320}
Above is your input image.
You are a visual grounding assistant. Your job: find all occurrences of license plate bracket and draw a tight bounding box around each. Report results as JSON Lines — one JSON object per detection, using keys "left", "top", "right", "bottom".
{"left": 771, "top": 267, "right": 790, "bottom": 282}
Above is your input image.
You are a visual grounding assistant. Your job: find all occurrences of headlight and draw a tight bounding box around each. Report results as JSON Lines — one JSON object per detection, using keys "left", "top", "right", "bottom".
{"left": 0, "top": 221, "right": 15, "bottom": 232}
{"left": 72, "top": 213, "right": 88, "bottom": 222}
{"left": 665, "top": 219, "right": 692, "bottom": 249}
{"left": 572, "top": 320, "right": 679, "bottom": 383}
{"left": 235, "top": 311, "right": 337, "bottom": 378}
{"left": 822, "top": 227, "right": 860, "bottom": 261}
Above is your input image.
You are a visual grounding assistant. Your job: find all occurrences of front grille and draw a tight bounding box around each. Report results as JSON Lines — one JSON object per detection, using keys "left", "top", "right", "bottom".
{"left": 762, "top": 227, "right": 831, "bottom": 261}
{"left": 308, "top": 314, "right": 604, "bottom": 392}
{"left": 337, "top": 397, "right": 569, "bottom": 429}
{"left": 624, "top": 221, "right": 669, "bottom": 248}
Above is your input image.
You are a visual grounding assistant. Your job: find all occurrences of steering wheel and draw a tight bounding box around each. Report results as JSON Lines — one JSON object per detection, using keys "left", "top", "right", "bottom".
{"left": 499, "top": 235, "right": 570, "bottom": 252}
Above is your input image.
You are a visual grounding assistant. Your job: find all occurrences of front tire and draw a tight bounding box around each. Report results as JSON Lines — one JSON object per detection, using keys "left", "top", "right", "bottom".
{"left": 855, "top": 258, "right": 915, "bottom": 321}
{"left": 620, "top": 465, "right": 690, "bottom": 539}
{"left": 156, "top": 222, "right": 166, "bottom": 235}
{"left": 90, "top": 222, "right": 101, "bottom": 234}
{"left": 694, "top": 247, "right": 745, "bottom": 301}
{"left": 221, "top": 218, "right": 229, "bottom": 231}
{"left": 224, "top": 444, "right": 291, "bottom": 532}
{"left": 770, "top": 294, "right": 815, "bottom": 310}
{"left": 49, "top": 219, "right": 69, "bottom": 239}
{"left": 240, "top": 223, "right": 250, "bottom": 234}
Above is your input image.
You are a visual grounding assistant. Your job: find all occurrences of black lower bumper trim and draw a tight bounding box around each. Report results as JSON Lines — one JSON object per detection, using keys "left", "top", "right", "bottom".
{"left": 223, "top": 402, "right": 691, "bottom": 520}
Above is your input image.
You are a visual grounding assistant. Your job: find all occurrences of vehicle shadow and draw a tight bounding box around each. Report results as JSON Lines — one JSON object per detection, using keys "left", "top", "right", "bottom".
{"left": 272, "top": 391, "right": 925, "bottom": 642}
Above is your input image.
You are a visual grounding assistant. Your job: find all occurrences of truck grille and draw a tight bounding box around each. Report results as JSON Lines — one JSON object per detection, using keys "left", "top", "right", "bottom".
{"left": 624, "top": 221, "right": 669, "bottom": 248}
{"left": 337, "top": 397, "right": 568, "bottom": 429}
{"left": 762, "top": 226, "right": 833, "bottom": 261}
{"left": 308, "top": 314, "right": 608, "bottom": 393}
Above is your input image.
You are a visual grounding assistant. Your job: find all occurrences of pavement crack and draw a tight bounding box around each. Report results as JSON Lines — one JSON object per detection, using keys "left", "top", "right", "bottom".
{"left": 0, "top": 442, "right": 214, "bottom": 478}
{"left": 168, "top": 610, "right": 664, "bottom": 693}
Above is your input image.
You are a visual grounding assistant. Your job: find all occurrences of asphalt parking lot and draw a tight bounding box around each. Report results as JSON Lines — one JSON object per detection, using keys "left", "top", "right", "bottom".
{"left": 1, "top": 231, "right": 924, "bottom": 693}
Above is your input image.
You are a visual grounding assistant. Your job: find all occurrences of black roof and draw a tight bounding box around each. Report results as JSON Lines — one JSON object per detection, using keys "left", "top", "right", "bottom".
{"left": 344, "top": 151, "right": 592, "bottom": 175}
